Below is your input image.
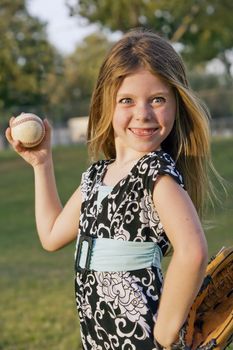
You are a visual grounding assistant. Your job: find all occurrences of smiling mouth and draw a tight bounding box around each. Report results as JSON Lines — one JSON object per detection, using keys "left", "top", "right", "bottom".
{"left": 129, "top": 128, "right": 159, "bottom": 136}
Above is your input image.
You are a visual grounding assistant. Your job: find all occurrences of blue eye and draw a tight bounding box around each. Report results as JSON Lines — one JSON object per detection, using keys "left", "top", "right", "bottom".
{"left": 119, "top": 98, "right": 132, "bottom": 104}
{"left": 152, "top": 97, "right": 166, "bottom": 104}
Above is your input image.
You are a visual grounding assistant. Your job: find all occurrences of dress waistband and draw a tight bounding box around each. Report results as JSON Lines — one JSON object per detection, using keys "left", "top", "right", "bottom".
{"left": 75, "top": 235, "right": 162, "bottom": 273}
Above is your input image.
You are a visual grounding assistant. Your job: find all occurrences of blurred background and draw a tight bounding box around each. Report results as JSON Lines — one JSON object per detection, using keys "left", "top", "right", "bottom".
{"left": 0, "top": 0, "right": 232, "bottom": 349}
{"left": 0, "top": 0, "right": 233, "bottom": 146}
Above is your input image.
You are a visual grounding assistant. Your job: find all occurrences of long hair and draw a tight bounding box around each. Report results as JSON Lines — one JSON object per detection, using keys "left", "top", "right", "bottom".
{"left": 87, "top": 29, "right": 220, "bottom": 217}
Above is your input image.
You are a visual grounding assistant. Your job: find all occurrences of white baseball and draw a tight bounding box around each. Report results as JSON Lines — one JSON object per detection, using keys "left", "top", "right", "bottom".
{"left": 11, "top": 113, "right": 45, "bottom": 148}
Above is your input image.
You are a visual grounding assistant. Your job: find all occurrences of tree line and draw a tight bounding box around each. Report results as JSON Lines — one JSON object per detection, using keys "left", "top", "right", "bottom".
{"left": 0, "top": 0, "right": 233, "bottom": 130}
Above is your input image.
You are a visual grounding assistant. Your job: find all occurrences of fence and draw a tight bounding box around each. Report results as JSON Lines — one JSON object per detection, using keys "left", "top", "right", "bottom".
{"left": 211, "top": 117, "right": 233, "bottom": 137}
{"left": 1, "top": 117, "right": 233, "bottom": 150}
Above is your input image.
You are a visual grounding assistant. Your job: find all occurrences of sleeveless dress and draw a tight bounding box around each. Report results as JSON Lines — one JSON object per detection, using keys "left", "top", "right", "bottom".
{"left": 75, "top": 150, "right": 184, "bottom": 350}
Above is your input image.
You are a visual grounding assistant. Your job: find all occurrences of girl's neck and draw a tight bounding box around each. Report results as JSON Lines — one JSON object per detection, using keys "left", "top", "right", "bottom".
{"left": 113, "top": 147, "right": 161, "bottom": 167}
{"left": 103, "top": 157, "right": 139, "bottom": 187}
{"left": 111, "top": 157, "right": 139, "bottom": 169}
{"left": 103, "top": 149, "right": 160, "bottom": 187}
{"left": 113, "top": 149, "right": 147, "bottom": 167}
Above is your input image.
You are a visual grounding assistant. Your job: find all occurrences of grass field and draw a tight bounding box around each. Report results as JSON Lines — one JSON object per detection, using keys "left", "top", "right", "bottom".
{"left": 1, "top": 140, "right": 232, "bottom": 350}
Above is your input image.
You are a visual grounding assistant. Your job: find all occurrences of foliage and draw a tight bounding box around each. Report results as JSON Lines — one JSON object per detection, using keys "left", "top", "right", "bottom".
{"left": 200, "top": 88, "right": 233, "bottom": 118}
{"left": 188, "top": 72, "right": 233, "bottom": 118}
{"left": 66, "top": 0, "right": 233, "bottom": 72}
{"left": 0, "top": 0, "right": 232, "bottom": 133}
{"left": 47, "top": 33, "right": 112, "bottom": 120}
{"left": 0, "top": 0, "right": 63, "bottom": 126}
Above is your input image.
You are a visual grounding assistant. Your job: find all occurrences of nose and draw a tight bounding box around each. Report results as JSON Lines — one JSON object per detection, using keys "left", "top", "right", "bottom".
{"left": 134, "top": 103, "right": 152, "bottom": 121}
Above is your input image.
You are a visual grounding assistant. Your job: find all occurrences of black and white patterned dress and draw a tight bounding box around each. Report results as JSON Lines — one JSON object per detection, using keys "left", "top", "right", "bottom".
{"left": 75, "top": 150, "right": 184, "bottom": 350}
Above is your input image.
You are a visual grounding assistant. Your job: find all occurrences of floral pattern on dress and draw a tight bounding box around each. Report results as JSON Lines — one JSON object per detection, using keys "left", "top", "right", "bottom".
{"left": 75, "top": 150, "right": 184, "bottom": 349}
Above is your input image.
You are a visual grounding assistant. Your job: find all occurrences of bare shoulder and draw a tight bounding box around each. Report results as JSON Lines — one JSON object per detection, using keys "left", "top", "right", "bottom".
{"left": 153, "top": 175, "right": 206, "bottom": 251}
{"left": 153, "top": 174, "right": 189, "bottom": 206}
{"left": 152, "top": 174, "right": 196, "bottom": 224}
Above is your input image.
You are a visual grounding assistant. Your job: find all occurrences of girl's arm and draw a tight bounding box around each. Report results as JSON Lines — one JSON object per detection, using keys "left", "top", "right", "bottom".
{"left": 153, "top": 175, "right": 208, "bottom": 349}
{"left": 33, "top": 159, "right": 82, "bottom": 251}
{"left": 5, "top": 118, "right": 82, "bottom": 251}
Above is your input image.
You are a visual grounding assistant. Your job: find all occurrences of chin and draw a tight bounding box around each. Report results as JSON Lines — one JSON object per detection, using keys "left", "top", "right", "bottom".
{"left": 132, "top": 144, "right": 161, "bottom": 154}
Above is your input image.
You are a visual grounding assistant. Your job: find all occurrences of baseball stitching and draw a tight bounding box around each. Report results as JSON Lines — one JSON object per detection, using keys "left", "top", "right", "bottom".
{"left": 12, "top": 116, "right": 44, "bottom": 128}
{"left": 12, "top": 116, "right": 45, "bottom": 146}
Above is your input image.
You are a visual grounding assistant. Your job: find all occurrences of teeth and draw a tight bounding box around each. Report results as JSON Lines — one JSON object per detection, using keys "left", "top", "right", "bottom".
{"left": 130, "top": 128, "right": 157, "bottom": 136}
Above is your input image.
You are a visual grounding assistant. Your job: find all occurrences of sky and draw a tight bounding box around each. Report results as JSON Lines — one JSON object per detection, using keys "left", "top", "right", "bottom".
{"left": 27, "top": 0, "right": 229, "bottom": 74}
{"left": 28, "top": 0, "right": 98, "bottom": 54}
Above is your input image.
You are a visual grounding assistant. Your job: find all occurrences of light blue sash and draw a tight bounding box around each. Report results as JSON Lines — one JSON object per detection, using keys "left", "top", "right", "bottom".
{"left": 78, "top": 237, "right": 162, "bottom": 272}
{"left": 76, "top": 185, "right": 162, "bottom": 272}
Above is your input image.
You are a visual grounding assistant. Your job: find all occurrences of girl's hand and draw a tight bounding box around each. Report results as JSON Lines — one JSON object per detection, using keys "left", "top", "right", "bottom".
{"left": 5, "top": 117, "right": 52, "bottom": 168}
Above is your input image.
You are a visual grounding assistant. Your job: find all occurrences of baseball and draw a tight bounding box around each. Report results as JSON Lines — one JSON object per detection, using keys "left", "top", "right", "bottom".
{"left": 11, "top": 113, "right": 45, "bottom": 148}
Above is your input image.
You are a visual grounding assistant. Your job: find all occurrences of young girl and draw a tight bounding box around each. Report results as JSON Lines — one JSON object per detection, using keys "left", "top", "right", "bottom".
{"left": 6, "top": 29, "right": 215, "bottom": 349}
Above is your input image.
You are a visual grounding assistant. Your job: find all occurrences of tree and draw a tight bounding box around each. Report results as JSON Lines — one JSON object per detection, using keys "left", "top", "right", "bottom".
{"left": 47, "top": 32, "right": 112, "bottom": 121}
{"left": 188, "top": 72, "right": 233, "bottom": 118}
{"left": 66, "top": 0, "right": 233, "bottom": 74}
{"left": 0, "top": 0, "right": 62, "bottom": 126}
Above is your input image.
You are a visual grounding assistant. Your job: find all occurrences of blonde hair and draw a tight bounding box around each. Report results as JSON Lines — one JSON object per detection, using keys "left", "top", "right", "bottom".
{"left": 87, "top": 29, "right": 220, "bottom": 217}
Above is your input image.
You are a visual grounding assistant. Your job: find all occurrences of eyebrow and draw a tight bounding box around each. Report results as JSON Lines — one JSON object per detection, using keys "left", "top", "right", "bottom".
{"left": 116, "top": 91, "right": 171, "bottom": 97}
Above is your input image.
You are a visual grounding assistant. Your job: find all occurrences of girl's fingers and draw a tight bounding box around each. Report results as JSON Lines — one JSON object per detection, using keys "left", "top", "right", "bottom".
{"left": 6, "top": 117, "right": 15, "bottom": 143}
{"left": 5, "top": 127, "right": 13, "bottom": 143}
{"left": 9, "top": 116, "right": 15, "bottom": 127}
{"left": 14, "top": 141, "right": 26, "bottom": 153}
{"left": 43, "top": 118, "right": 52, "bottom": 142}
{"left": 44, "top": 118, "right": 51, "bottom": 132}
{"left": 43, "top": 119, "right": 49, "bottom": 132}
{"left": 5, "top": 126, "right": 23, "bottom": 151}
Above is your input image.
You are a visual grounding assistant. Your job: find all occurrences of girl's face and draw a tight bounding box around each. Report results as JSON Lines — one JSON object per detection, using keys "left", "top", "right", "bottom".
{"left": 112, "top": 68, "right": 176, "bottom": 157}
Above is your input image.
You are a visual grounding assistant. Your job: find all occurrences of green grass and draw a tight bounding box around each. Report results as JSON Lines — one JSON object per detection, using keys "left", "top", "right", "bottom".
{"left": 205, "top": 138, "right": 233, "bottom": 254}
{"left": 0, "top": 145, "right": 88, "bottom": 350}
{"left": 0, "top": 141, "right": 232, "bottom": 349}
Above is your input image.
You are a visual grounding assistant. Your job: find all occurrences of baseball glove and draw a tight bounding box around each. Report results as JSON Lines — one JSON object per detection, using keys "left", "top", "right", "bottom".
{"left": 172, "top": 246, "right": 233, "bottom": 350}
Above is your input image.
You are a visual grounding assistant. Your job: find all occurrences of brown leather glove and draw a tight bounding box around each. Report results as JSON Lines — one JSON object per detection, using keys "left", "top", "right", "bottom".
{"left": 174, "top": 247, "right": 233, "bottom": 350}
